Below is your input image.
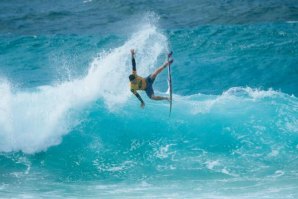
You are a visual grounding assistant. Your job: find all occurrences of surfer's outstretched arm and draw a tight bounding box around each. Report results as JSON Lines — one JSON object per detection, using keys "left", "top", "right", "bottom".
{"left": 132, "top": 91, "right": 145, "bottom": 108}
{"left": 131, "top": 49, "right": 137, "bottom": 74}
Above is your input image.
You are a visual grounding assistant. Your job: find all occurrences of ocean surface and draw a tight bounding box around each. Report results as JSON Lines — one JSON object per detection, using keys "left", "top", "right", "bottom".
{"left": 1, "top": 0, "right": 298, "bottom": 198}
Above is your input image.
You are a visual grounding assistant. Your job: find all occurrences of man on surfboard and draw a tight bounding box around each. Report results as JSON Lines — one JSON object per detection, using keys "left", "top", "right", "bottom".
{"left": 129, "top": 49, "right": 173, "bottom": 108}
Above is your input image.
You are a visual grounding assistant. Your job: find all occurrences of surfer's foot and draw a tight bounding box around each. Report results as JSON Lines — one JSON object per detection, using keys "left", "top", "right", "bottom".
{"left": 168, "top": 51, "right": 173, "bottom": 65}
{"left": 162, "top": 96, "right": 170, "bottom": 102}
{"left": 164, "top": 58, "right": 173, "bottom": 67}
{"left": 151, "top": 95, "right": 169, "bottom": 101}
{"left": 168, "top": 51, "right": 173, "bottom": 58}
{"left": 164, "top": 51, "right": 173, "bottom": 67}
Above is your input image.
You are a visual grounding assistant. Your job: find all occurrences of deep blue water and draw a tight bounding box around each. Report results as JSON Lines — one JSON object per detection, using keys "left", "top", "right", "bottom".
{"left": 0, "top": 0, "right": 298, "bottom": 198}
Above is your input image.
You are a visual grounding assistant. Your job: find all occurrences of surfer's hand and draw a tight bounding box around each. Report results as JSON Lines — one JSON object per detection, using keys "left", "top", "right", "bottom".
{"left": 140, "top": 102, "right": 145, "bottom": 109}
{"left": 130, "top": 49, "right": 135, "bottom": 56}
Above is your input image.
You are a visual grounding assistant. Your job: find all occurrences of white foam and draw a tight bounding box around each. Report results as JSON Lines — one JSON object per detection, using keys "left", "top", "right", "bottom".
{"left": 286, "top": 21, "right": 298, "bottom": 24}
{"left": 223, "top": 87, "right": 280, "bottom": 99}
{"left": 206, "top": 160, "right": 220, "bottom": 170}
{"left": 272, "top": 170, "right": 285, "bottom": 177}
{"left": 187, "top": 87, "right": 287, "bottom": 115}
{"left": 0, "top": 16, "right": 168, "bottom": 153}
{"left": 268, "top": 149, "right": 279, "bottom": 157}
{"left": 155, "top": 144, "right": 175, "bottom": 159}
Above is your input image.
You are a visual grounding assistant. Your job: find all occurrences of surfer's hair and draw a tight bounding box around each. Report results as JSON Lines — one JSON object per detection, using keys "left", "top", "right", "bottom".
{"left": 129, "top": 74, "right": 136, "bottom": 81}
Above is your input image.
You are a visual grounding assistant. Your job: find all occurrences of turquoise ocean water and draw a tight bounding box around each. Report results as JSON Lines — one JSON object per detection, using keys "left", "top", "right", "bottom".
{"left": 0, "top": 1, "right": 298, "bottom": 198}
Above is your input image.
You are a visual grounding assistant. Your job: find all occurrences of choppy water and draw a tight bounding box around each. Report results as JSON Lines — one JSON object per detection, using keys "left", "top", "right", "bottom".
{"left": 0, "top": 0, "right": 298, "bottom": 198}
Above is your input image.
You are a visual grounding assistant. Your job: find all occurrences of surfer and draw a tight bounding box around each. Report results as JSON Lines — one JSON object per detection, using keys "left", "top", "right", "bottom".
{"left": 129, "top": 49, "right": 173, "bottom": 108}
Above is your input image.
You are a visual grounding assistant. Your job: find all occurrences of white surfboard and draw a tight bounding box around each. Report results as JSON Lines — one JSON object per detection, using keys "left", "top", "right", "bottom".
{"left": 167, "top": 51, "right": 173, "bottom": 116}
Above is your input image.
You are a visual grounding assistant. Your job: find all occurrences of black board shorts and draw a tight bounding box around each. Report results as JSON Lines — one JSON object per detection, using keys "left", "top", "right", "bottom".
{"left": 145, "top": 75, "right": 155, "bottom": 98}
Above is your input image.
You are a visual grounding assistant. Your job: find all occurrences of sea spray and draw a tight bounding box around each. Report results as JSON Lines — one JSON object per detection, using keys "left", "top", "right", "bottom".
{"left": 0, "top": 22, "right": 168, "bottom": 153}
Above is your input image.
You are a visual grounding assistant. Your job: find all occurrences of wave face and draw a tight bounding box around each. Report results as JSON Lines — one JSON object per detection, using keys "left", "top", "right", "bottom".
{"left": 0, "top": 1, "right": 298, "bottom": 198}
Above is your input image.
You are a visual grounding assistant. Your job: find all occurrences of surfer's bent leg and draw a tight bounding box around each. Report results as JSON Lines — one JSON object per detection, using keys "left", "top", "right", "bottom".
{"left": 145, "top": 76, "right": 168, "bottom": 101}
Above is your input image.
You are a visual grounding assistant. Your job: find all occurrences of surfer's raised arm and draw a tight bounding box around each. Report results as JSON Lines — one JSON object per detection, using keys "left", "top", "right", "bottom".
{"left": 131, "top": 49, "right": 136, "bottom": 74}
{"left": 129, "top": 49, "right": 145, "bottom": 108}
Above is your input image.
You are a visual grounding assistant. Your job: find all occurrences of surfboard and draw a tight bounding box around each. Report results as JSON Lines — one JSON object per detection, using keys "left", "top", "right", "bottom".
{"left": 167, "top": 51, "right": 173, "bottom": 116}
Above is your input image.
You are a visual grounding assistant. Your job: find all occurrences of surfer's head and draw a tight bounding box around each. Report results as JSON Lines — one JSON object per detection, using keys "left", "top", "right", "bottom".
{"left": 129, "top": 74, "right": 136, "bottom": 82}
